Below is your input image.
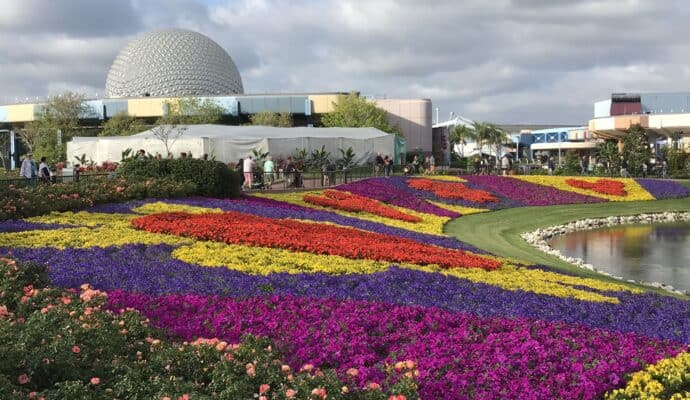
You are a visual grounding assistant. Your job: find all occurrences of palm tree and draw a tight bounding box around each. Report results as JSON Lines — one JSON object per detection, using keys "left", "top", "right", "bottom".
{"left": 471, "top": 121, "right": 491, "bottom": 155}
{"left": 486, "top": 124, "right": 509, "bottom": 158}
{"left": 451, "top": 124, "right": 476, "bottom": 158}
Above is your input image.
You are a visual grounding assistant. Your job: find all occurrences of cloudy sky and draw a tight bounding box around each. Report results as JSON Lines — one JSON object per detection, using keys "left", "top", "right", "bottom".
{"left": 1, "top": 0, "right": 689, "bottom": 124}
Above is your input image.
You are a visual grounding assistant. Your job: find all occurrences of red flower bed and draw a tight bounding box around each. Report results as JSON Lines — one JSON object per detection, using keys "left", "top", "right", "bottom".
{"left": 407, "top": 178, "right": 498, "bottom": 203}
{"left": 565, "top": 179, "right": 627, "bottom": 196}
{"left": 132, "top": 211, "right": 500, "bottom": 270}
{"left": 303, "top": 190, "right": 423, "bottom": 223}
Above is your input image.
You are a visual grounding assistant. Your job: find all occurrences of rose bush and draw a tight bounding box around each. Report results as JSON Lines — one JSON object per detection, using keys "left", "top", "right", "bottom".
{"left": 0, "top": 257, "right": 419, "bottom": 400}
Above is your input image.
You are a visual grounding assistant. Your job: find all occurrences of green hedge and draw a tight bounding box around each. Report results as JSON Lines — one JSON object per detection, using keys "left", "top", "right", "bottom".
{"left": 118, "top": 159, "right": 241, "bottom": 198}
{"left": 0, "top": 177, "right": 196, "bottom": 220}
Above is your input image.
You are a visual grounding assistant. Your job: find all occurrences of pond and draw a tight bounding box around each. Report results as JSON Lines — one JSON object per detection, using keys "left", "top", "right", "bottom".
{"left": 548, "top": 222, "right": 690, "bottom": 292}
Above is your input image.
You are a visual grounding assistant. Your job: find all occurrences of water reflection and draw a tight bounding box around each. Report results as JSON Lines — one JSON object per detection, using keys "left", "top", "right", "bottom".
{"left": 548, "top": 222, "right": 690, "bottom": 291}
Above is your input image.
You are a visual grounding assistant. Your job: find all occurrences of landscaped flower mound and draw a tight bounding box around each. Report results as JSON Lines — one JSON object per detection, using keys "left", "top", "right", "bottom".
{"left": 1, "top": 175, "right": 690, "bottom": 399}
{"left": 131, "top": 211, "right": 500, "bottom": 270}
{"left": 407, "top": 178, "right": 498, "bottom": 203}
{"left": 303, "top": 189, "right": 423, "bottom": 222}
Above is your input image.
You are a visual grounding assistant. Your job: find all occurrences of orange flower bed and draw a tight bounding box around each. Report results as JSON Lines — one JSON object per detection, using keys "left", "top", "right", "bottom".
{"left": 565, "top": 179, "right": 627, "bottom": 196}
{"left": 132, "top": 211, "right": 500, "bottom": 270}
{"left": 407, "top": 178, "right": 498, "bottom": 203}
{"left": 303, "top": 190, "right": 423, "bottom": 222}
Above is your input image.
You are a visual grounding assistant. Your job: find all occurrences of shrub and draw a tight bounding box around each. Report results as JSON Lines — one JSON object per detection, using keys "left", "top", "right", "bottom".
{"left": 0, "top": 257, "right": 419, "bottom": 399}
{"left": 118, "top": 158, "right": 241, "bottom": 198}
{"left": 0, "top": 178, "right": 196, "bottom": 220}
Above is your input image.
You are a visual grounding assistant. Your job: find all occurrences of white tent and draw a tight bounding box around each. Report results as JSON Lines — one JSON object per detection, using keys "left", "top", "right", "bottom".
{"left": 67, "top": 125, "right": 404, "bottom": 166}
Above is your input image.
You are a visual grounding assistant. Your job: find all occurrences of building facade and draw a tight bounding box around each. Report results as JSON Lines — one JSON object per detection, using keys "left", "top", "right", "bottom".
{"left": 589, "top": 92, "right": 690, "bottom": 151}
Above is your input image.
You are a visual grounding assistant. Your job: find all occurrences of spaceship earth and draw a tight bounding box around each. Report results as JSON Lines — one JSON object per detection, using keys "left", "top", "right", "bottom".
{"left": 105, "top": 29, "right": 244, "bottom": 98}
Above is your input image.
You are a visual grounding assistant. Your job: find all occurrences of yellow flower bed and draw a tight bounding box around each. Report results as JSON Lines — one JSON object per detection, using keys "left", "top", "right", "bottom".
{"left": 421, "top": 175, "right": 467, "bottom": 182}
{"left": 133, "top": 202, "right": 223, "bottom": 215}
{"left": 414, "top": 263, "right": 641, "bottom": 303}
{"left": 173, "top": 241, "right": 394, "bottom": 275}
{"left": 513, "top": 176, "right": 655, "bottom": 201}
{"left": 605, "top": 349, "right": 690, "bottom": 399}
{"left": 5, "top": 212, "right": 191, "bottom": 249}
{"left": 427, "top": 201, "right": 489, "bottom": 216}
{"left": 254, "top": 192, "right": 450, "bottom": 235}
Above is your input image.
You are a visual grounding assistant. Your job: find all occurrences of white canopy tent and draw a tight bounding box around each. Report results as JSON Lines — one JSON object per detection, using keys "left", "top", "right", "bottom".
{"left": 67, "top": 125, "right": 404, "bottom": 166}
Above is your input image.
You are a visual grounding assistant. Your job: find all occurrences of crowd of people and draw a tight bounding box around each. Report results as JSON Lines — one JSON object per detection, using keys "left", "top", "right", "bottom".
{"left": 14, "top": 148, "right": 676, "bottom": 190}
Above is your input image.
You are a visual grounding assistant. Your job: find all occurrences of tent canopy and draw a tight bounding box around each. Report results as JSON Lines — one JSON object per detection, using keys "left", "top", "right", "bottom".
{"left": 67, "top": 125, "right": 405, "bottom": 166}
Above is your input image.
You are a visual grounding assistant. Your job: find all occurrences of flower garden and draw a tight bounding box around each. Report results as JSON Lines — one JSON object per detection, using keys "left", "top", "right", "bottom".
{"left": 1, "top": 175, "right": 690, "bottom": 399}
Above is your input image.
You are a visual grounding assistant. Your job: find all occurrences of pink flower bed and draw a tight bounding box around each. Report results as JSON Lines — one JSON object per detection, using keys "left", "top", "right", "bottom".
{"left": 108, "top": 292, "right": 684, "bottom": 400}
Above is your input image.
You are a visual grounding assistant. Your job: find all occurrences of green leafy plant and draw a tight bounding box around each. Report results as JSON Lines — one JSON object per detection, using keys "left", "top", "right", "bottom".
{"left": 0, "top": 258, "right": 420, "bottom": 400}
{"left": 118, "top": 158, "right": 241, "bottom": 198}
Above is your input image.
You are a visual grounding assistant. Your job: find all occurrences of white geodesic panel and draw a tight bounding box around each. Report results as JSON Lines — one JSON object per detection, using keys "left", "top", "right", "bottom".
{"left": 105, "top": 29, "right": 244, "bottom": 98}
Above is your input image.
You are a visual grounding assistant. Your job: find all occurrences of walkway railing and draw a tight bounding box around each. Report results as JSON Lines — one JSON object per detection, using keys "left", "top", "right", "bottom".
{"left": 0, "top": 173, "right": 112, "bottom": 189}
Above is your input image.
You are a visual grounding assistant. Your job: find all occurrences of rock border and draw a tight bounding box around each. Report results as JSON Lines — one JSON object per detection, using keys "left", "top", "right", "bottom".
{"left": 521, "top": 212, "right": 690, "bottom": 296}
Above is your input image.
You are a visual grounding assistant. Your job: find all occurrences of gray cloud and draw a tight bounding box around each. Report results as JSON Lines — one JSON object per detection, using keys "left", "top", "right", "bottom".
{"left": 0, "top": 0, "right": 142, "bottom": 36}
{"left": 2, "top": 0, "right": 689, "bottom": 124}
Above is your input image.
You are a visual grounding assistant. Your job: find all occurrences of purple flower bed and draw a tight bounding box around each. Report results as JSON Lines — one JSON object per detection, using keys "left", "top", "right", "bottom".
{"left": 464, "top": 176, "right": 606, "bottom": 206}
{"left": 84, "top": 199, "right": 150, "bottom": 214}
{"left": 635, "top": 178, "right": 690, "bottom": 199}
{"left": 107, "top": 290, "right": 684, "bottom": 400}
{"left": 0, "top": 220, "right": 72, "bottom": 233}
{"left": 337, "top": 178, "right": 462, "bottom": 217}
{"left": 6, "top": 244, "right": 689, "bottom": 343}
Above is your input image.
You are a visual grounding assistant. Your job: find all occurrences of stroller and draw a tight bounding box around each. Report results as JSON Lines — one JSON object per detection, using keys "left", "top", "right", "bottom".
{"left": 286, "top": 170, "right": 303, "bottom": 188}
{"left": 252, "top": 170, "right": 266, "bottom": 190}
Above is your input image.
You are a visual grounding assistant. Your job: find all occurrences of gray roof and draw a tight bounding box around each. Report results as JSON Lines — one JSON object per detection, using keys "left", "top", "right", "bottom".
{"left": 130, "top": 124, "right": 391, "bottom": 140}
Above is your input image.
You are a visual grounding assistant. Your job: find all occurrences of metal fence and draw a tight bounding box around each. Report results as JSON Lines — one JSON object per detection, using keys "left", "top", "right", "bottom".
{"left": 0, "top": 173, "right": 112, "bottom": 190}
{"left": 241, "top": 165, "right": 410, "bottom": 191}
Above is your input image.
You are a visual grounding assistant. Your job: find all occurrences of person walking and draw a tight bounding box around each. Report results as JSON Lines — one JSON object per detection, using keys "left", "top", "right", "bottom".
{"left": 38, "top": 156, "right": 51, "bottom": 183}
{"left": 243, "top": 156, "right": 255, "bottom": 190}
{"left": 374, "top": 152, "right": 384, "bottom": 176}
{"left": 263, "top": 155, "right": 275, "bottom": 189}
{"left": 20, "top": 153, "right": 37, "bottom": 186}
{"left": 547, "top": 156, "right": 555, "bottom": 176}
{"left": 236, "top": 158, "right": 245, "bottom": 188}
{"left": 501, "top": 154, "right": 511, "bottom": 176}
{"left": 620, "top": 156, "right": 629, "bottom": 178}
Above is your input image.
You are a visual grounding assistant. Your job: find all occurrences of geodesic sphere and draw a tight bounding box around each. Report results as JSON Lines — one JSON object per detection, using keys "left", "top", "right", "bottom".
{"left": 105, "top": 29, "right": 244, "bottom": 98}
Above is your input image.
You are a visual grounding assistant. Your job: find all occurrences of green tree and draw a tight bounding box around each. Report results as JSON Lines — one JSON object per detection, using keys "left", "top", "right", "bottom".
{"left": 470, "top": 121, "right": 494, "bottom": 155}
{"left": 622, "top": 124, "right": 652, "bottom": 176}
{"left": 485, "top": 124, "right": 508, "bottom": 158}
{"left": 162, "top": 97, "right": 225, "bottom": 125}
{"left": 321, "top": 93, "right": 399, "bottom": 135}
{"left": 660, "top": 145, "right": 689, "bottom": 177}
{"left": 18, "top": 92, "right": 91, "bottom": 163}
{"left": 450, "top": 124, "right": 476, "bottom": 158}
{"left": 337, "top": 147, "right": 357, "bottom": 169}
{"left": 249, "top": 111, "right": 293, "bottom": 127}
{"left": 307, "top": 145, "right": 331, "bottom": 170}
{"left": 596, "top": 140, "right": 620, "bottom": 176}
{"left": 99, "top": 112, "right": 147, "bottom": 136}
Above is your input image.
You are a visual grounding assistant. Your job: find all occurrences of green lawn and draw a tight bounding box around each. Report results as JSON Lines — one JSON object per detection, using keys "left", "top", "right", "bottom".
{"left": 444, "top": 188, "right": 690, "bottom": 297}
